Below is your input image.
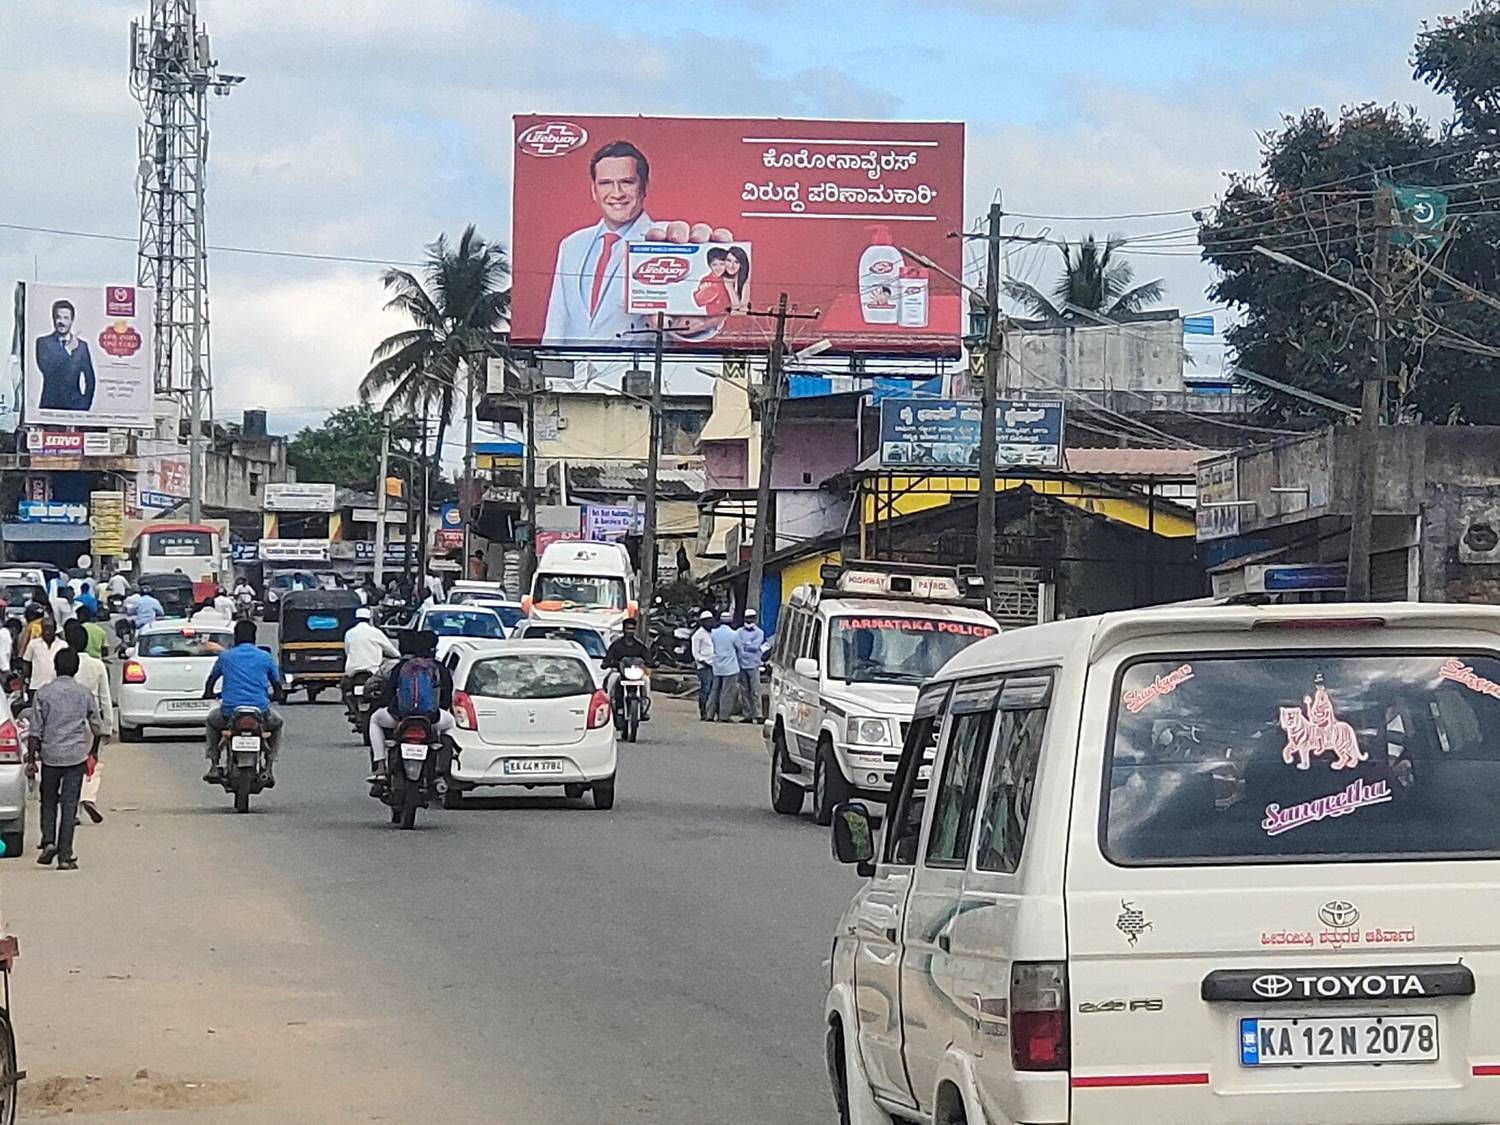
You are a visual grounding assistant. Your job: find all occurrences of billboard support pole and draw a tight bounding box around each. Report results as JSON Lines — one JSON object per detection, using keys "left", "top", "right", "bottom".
{"left": 374, "top": 419, "right": 390, "bottom": 588}
{"left": 639, "top": 314, "right": 665, "bottom": 614}
{"left": 976, "top": 201, "right": 1004, "bottom": 599}
{"left": 522, "top": 370, "right": 538, "bottom": 593}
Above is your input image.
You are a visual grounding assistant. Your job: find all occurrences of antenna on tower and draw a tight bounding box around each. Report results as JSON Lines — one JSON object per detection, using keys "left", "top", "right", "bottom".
{"left": 130, "top": 0, "right": 243, "bottom": 522}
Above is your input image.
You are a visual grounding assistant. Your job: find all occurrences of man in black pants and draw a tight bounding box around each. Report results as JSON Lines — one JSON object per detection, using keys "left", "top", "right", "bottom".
{"left": 27, "top": 648, "right": 104, "bottom": 869}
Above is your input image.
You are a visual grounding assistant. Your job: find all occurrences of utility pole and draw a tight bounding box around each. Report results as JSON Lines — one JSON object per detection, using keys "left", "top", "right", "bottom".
{"left": 131, "top": 1, "right": 243, "bottom": 521}
{"left": 463, "top": 352, "right": 477, "bottom": 563}
{"left": 522, "top": 369, "right": 539, "bottom": 594}
{"left": 976, "top": 201, "right": 1004, "bottom": 598}
{"left": 373, "top": 419, "right": 391, "bottom": 587}
{"left": 417, "top": 401, "right": 431, "bottom": 585}
{"left": 1347, "top": 185, "right": 1395, "bottom": 601}
{"left": 639, "top": 314, "right": 666, "bottom": 610}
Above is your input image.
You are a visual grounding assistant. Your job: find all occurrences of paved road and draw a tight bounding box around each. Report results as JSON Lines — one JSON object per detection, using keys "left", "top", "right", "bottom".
{"left": 7, "top": 685, "right": 858, "bottom": 1123}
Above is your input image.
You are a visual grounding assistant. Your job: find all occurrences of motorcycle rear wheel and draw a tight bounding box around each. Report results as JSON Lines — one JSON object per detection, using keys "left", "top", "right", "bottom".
{"left": 398, "top": 777, "right": 420, "bottom": 830}
{"left": 233, "top": 769, "right": 252, "bottom": 814}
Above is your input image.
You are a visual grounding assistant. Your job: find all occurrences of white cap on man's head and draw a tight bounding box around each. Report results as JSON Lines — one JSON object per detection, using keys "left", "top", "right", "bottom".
{"left": 355, "top": 607, "right": 372, "bottom": 620}
{"left": 744, "top": 608, "right": 757, "bottom": 620}
{"left": 720, "top": 611, "right": 732, "bottom": 622}
{"left": 698, "top": 610, "right": 714, "bottom": 622}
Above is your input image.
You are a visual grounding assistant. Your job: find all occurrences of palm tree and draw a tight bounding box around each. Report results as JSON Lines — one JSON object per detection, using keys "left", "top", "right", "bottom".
{"left": 1004, "top": 233, "right": 1164, "bottom": 323}
{"left": 360, "top": 224, "right": 511, "bottom": 466}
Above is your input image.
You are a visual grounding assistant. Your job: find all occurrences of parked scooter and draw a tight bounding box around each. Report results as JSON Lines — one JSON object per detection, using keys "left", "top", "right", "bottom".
{"left": 373, "top": 714, "right": 448, "bottom": 830}
{"left": 610, "top": 656, "right": 650, "bottom": 743}
{"left": 211, "top": 706, "right": 274, "bottom": 814}
{"left": 113, "top": 617, "right": 136, "bottom": 659}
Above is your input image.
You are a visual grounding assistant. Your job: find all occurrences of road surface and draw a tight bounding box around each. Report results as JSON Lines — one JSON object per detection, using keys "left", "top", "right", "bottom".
{"left": 6, "top": 690, "right": 858, "bottom": 1122}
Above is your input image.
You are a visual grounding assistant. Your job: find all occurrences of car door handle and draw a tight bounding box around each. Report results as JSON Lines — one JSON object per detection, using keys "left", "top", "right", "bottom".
{"left": 937, "top": 933, "right": 951, "bottom": 953}
{"left": 885, "top": 926, "right": 898, "bottom": 943}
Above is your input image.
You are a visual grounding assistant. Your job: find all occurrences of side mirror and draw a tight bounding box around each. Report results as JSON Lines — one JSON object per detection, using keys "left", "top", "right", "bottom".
{"left": 794, "top": 656, "right": 820, "bottom": 679}
{"left": 521, "top": 595, "right": 533, "bottom": 613}
{"left": 831, "top": 801, "right": 876, "bottom": 876}
{"left": 125, "top": 646, "right": 137, "bottom": 659}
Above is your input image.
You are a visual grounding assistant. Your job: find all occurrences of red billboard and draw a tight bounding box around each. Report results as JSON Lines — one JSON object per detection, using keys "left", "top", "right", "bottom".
{"left": 511, "top": 115, "right": 964, "bottom": 356}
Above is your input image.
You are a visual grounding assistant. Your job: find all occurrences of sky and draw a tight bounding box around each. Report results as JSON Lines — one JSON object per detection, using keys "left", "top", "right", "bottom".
{"left": 0, "top": 0, "right": 1461, "bottom": 438}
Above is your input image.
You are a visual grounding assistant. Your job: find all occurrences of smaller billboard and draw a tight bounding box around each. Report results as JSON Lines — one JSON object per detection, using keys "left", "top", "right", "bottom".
{"left": 584, "top": 503, "right": 639, "bottom": 541}
{"left": 24, "top": 283, "right": 155, "bottom": 429}
{"left": 1196, "top": 456, "right": 1240, "bottom": 541}
{"left": 263, "top": 482, "right": 337, "bottom": 513}
{"left": 89, "top": 490, "right": 125, "bottom": 555}
{"left": 626, "top": 242, "right": 753, "bottom": 320}
{"left": 17, "top": 499, "right": 89, "bottom": 524}
{"left": 259, "top": 538, "right": 330, "bottom": 562}
{"left": 878, "top": 398, "right": 1064, "bottom": 469}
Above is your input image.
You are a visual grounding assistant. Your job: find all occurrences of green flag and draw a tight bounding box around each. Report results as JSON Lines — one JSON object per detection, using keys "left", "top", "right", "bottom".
{"left": 1391, "top": 184, "right": 1449, "bottom": 249}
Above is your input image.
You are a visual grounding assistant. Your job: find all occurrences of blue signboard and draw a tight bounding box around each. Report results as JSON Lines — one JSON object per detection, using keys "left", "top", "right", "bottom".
{"left": 878, "top": 398, "right": 1064, "bottom": 469}
{"left": 1183, "top": 315, "right": 1216, "bottom": 336}
{"left": 438, "top": 503, "right": 462, "bottom": 531}
{"left": 140, "top": 490, "right": 185, "bottom": 510}
{"left": 230, "top": 542, "right": 259, "bottom": 563}
{"left": 354, "top": 540, "right": 415, "bottom": 564}
{"left": 17, "top": 500, "right": 89, "bottom": 525}
{"left": 1262, "top": 565, "right": 1348, "bottom": 592}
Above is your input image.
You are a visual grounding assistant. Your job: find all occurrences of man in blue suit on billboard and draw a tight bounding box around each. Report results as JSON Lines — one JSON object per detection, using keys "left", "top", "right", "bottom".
{"left": 35, "top": 299, "right": 96, "bottom": 412}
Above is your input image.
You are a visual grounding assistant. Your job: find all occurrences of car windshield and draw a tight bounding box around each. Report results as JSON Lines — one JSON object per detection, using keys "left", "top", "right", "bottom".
{"left": 1, "top": 585, "right": 43, "bottom": 608}
{"left": 1106, "top": 651, "right": 1500, "bottom": 865}
{"left": 421, "top": 610, "right": 505, "bottom": 638}
{"left": 826, "top": 615, "right": 998, "bottom": 684}
{"left": 489, "top": 605, "right": 524, "bottom": 629}
{"left": 535, "top": 573, "right": 626, "bottom": 611}
{"left": 140, "top": 629, "right": 231, "bottom": 657}
{"left": 467, "top": 655, "right": 595, "bottom": 699}
{"left": 520, "top": 626, "right": 606, "bottom": 658}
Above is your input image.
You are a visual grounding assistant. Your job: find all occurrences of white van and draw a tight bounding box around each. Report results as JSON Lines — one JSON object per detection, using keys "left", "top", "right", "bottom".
{"left": 825, "top": 602, "right": 1500, "bottom": 1125}
{"left": 766, "top": 561, "right": 1000, "bottom": 826}
{"left": 524, "top": 541, "right": 636, "bottom": 637}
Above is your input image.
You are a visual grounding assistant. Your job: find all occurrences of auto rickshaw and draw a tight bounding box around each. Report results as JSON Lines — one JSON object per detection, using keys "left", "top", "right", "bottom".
{"left": 276, "top": 588, "right": 361, "bottom": 702}
{"left": 137, "top": 572, "right": 196, "bottom": 619}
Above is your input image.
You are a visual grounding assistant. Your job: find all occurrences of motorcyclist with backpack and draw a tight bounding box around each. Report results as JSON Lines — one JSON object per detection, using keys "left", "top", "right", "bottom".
{"left": 366, "top": 629, "right": 454, "bottom": 794}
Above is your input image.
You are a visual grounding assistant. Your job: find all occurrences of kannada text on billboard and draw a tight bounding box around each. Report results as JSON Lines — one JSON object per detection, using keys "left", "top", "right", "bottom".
{"left": 23, "top": 283, "right": 155, "bottom": 429}
{"left": 878, "top": 397, "right": 1064, "bottom": 469}
{"left": 511, "top": 116, "right": 964, "bottom": 357}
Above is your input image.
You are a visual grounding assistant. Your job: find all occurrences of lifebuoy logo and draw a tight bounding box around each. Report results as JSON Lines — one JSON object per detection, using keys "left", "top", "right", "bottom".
{"left": 632, "top": 256, "right": 691, "bottom": 285}
{"left": 517, "top": 121, "right": 589, "bottom": 157}
{"left": 869, "top": 259, "right": 897, "bottom": 275}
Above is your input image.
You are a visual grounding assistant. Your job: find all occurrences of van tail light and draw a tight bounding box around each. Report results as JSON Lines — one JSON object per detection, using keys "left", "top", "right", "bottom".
{"left": 1010, "top": 961, "right": 1069, "bottom": 1071}
{"left": 1252, "top": 617, "right": 1385, "bottom": 631}
{"left": 586, "top": 689, "right": 612, "bottom": 730}
{"left": 453, "top": 690, "right": 478, "bottom": 730}
{"left": 122, "top": 660, "right": 147, "bottom": 684}
{"left": 0, "top": 720, "right": 20, "bottom": 764}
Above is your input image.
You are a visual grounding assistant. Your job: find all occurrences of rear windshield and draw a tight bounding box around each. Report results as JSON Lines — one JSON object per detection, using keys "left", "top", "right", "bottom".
{"left": 148, "top": 531, "right": 213, "bottom": 557}
{"left": 466, "top": 655, "right": 594, "bottom": 699}
{"left": 140, "top": 630, "right": 230, "bottom": 657}
{"left": 1105, "top": 652, "right": 1500, "bottom": 865}
{"left": 520, "top": 626, "right": 606, "bottom": 657}
{"left": 423, "top": 611, "right": 505, "bottom": 638}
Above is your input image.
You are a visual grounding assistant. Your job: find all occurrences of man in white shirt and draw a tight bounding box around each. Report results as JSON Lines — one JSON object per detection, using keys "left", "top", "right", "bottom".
{"left": 212, "top": 587, "right": 235, "bottom": 621}
{"left": 49, "top": 587, "right": 76, "bottom": 626}
{"left": 0, "top": 622, "right": 12, "bottom": 674}
{"left": 340, "top": 608, "right": 399, "bottom": 717}
{"left": 63, "top": 621, "right": 113, "bottom": 825}
{"left": 24, "top": 618, "right": 68, "bottom": 691}
{"left": 106, "top": 572, "right": 130, "bottom": 600}
{"left": 690, "top": 610, "right": 716, "bottom": 721}
{"left": 189, "top": 600, "right": 227, "bottom": 627}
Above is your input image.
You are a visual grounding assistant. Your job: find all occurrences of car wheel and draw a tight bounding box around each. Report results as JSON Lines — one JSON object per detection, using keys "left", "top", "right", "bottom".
{"left": 0, "top": 828, "right": 21, "bottom": 860}
{"left": 591, "top": 776, "right": 616, "bottom": 810}
{"left": 118, "top": 724, "right": 142, "bottom": 744}
{"left": 813, "top": 739, "right": 850, "bottom": 827}
{"left": 306, "top": 687, "right": 323, "bottom": 704}
{"left": 442, "top": 786, "right": 464, "bottom": 810}
{"left": 770, "top": 727, "right": 805, "bottom": 816}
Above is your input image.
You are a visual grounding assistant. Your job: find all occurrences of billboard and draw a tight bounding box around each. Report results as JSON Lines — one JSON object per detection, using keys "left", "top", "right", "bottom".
{"left": 89, "top": 490, "right": 126, "bottom": 556}
{"left": 511, "top": 115, "right": 963, "bottom": 356}
{"left": 262, "top": 482, "right": 337, "bottom": 513}
{"left": 24, "top": 283, "right": 155, "bottom": 428}
{"left": 878, "top": 398, "right": 1064, "bottom": 469}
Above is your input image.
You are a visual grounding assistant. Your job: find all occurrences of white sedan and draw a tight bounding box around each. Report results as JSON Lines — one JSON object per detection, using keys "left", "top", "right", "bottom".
{"left": 117, "top": 620, "right": 233, "bottom": 740}
{"left": 445, "top": 639, "right": 616, "bottom": 810}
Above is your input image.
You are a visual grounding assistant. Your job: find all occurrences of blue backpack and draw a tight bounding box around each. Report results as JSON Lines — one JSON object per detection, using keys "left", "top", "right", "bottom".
{"left": 393, "top": 657, "right": 442, "bottom": 717}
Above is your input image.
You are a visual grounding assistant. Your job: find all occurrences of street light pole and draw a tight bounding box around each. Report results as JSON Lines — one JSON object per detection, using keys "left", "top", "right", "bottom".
{"left": 463, "top": 352, "right": 477, "bottom": 565}
{"left": 1254, "top": 231, "right": 1391, "bottom": 601}
{"left": 976, "top": 201, "right": 1003, "bottom": 597}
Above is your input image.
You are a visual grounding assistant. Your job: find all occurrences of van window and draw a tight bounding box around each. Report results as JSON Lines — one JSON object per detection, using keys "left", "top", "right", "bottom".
{"left": 782, "top": 610, "right": 806, "bottom": 666}
{"left": 883, "top": 684, "right": 950, "bottom": 865}
{"left": 925, "top": 706, "right": 996, "bottom": 867}
{"left": 975, "top": 703, "right": 1049, "bottom": 873}
{"left": 1105, "top": 651, "right": 1500, "bottom": 865}
{"left": 805, "top": 619, "right": 823, "bottom": 663}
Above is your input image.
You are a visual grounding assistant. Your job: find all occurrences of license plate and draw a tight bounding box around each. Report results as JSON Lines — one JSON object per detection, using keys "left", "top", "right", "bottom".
{"left": 164, "top": 699, "right": 212, "bottom": 712}
{"left": 399, "top": 742, "right": 429, "bottom": 761}
{"left": 502, "top": 758, "right": 565, "bottom": 776}
{"left": 1240, "top": 1015, "right": 1438, "bottom": 1067}
{"left": 230, "top": 735, "right": 260, "bottom": 753}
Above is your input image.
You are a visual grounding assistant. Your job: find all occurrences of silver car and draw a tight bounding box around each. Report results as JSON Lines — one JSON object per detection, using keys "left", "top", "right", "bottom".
{"left": 0, "top": 688, "right": 28, "bottom": 856}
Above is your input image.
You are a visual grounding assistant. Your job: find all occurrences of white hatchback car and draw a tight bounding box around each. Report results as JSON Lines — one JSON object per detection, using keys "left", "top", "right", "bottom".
{"left": 446, "top": 639, "right": 616, "bottom": 809}
{"left": 117, "top": 620, "right": 234, "bottom": 740}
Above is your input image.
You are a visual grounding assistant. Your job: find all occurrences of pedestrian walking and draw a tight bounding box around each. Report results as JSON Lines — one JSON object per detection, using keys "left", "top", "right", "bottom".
{"left": 27, "top": 649, "right": 104, "bottom": 870}
{"left": 24, "top": 617, "right": 68, "bottom": 692}
{"left": 73, "top": 605, "right": 108, "bottom": 660}
{"left": 690, "top": 611, "right": 715, "bottom": 720}
{"left": 708, "top": 611, "right": 739, "bottom": 722}
{"left": 63, "top": 622, "right": 112, "bottom": 824}
{"left": 734, "top": 608, "right": 765, "bottom": 724}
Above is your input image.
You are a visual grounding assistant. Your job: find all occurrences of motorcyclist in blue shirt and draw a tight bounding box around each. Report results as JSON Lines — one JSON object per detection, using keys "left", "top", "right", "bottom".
{"left": 201, "top": 619, "right": 284, "bottom": 785}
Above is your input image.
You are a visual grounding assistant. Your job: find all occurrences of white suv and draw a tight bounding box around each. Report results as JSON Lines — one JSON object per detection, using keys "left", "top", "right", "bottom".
{"left": 827, "top": 602, "right": 1500, "bottom": 1125}
{"left": 765, "top": 562, "right": 999, "bottom": 826}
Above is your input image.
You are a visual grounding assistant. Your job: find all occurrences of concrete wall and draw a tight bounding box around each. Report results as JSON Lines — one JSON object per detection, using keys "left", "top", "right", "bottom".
{"left": 1005, "top": 317, "right": 1186, "bottom": 394}
{"left": 535, "top": 395, "right": 711, "bottom": 462}
{"left": 769, "top": 419, "right": 860, "bottom": 490}
{"left": 205, "top": 436, "right": 289, "bottom": 511}
{"left": 775, "top": 490, "right": 849, "bottom": 551}
{"left": 703, "top": 439, "right": 749, "bottom": 490}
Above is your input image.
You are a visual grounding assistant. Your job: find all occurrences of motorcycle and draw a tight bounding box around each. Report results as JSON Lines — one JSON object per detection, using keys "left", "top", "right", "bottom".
{"left": 343, "top": 668, "right": 376, "bottom": 744}
{"left": 234, "top": 592, "right": 256, "bottom": 622}
{"left": 611, "top": 657, "right": 650, "bottom": 743}
{"left": 113, "top": 617, "right": 136, "bottom": 659}
{"left": 375, "top": 714, "right": 448, "bottom": 830}
{"left": 106, "top": 592, "right": 126, "bottom": 616}
{"left": 212, "top": 706, "right": 274, "bottom": 814}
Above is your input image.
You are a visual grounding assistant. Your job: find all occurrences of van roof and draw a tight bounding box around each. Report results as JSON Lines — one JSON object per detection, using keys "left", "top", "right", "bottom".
{"left": 935, "top": 601, "right": 1500, "bottom": 681}
{"left": 536, "top": 541, "right": 630, "bottom": 570}
{"left": 807, "top": 595, "right": 1000, "bottom": 625}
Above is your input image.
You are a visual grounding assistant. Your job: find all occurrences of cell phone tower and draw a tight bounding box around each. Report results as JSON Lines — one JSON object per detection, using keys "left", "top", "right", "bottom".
{"left": 129, "top": 0, "right": 243, "bottom": 521}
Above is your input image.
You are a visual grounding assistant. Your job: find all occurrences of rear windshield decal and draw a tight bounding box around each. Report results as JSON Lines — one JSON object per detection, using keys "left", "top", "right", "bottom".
{"left": 1263, "top": 778, "right": 1392, "bottom": 837}
{"left": 1278, "top": 674, "right": 1368, "bottom": 771}
{"left": 1440, "top": 658, "right": 1500, "bottom": 700}
{"left": 1123, "top": 663, "right": 1194, "bottom": 714}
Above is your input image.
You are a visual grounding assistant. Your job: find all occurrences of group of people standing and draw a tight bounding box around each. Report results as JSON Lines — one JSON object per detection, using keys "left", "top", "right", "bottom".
{"left": 691, "top": 609, "right": 765, "bottom": 724}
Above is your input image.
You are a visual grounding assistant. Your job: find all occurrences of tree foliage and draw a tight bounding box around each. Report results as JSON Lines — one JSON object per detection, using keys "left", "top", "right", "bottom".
{"left": 360, "top": 225, "right": 512, "bottom": 467}
{"left": 1200, "top": 3, "right": 1500, "bottom": 423}
{"left": 286, "top": 404, "right": 418, "bottom": 492}
{"left": 1005, "top": 233, "right": 1165, "bottom": 321}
